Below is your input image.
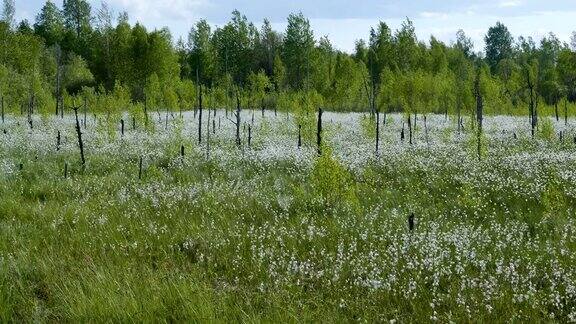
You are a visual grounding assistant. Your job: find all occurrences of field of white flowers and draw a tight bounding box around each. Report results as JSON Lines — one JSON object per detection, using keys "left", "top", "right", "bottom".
{"left": 0, "top": 109, "right": 575, "bottom": 322}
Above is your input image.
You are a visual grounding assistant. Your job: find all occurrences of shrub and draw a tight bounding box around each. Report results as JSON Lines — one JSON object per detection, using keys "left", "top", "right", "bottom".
{"left": 309, "top": 147, "right": 358, "bottom": 210}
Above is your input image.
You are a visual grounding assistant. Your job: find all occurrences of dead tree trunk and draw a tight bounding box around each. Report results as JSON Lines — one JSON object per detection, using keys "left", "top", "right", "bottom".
{"left": 457, "top": 99, "right": 462, "bottom": 134}
{"left": 525, "top": 68, "right": 537, "bottom": 138}
{"left": 206, "top": 102, "right": 211, "bottom": 158}
{"left": 1, "top": 95, "right": 4, "bottom": 123}
{"left": 73, "top": 107, "right": 86, "bottom": 167}
{"left": 261, "top": 98, "right": 265, "bottom": 118}
{"left": 56, "top": 130, "right": 61, "bottom": 151}
{"left": 232, "top": 90, "right": 242, "bottom": 146}
{"left": 565, "top": 99, "right": 568, "bottom": 126}
{"left": 475, "top": 68, "right": 484, "bottom": 161}
{"left": 408, "top": 114, "right": 413, "bottom": 145}
{"left": 248, "top": 125, "right": 252, "bottom": 147}
{"left": 317, "top": 108, "right": 323, "bottom": 155}
{"left": 55, "top": 44, "right": 62, "bottom": 117}
{"left": 375, "top": 109, "right": 380, "bottom": 154}
{"left": 555, "top": 103, "right": 559, "bottom": 122}
{"left": 298, "top": 124, "right": 302, "bottom": 148}
{"left": 28, "top": 94, "right": 34, "bottom": 129}
{"left": 120, "top": 119, "right": 125, "bottom": 136}
{"left": 197, "top": 69, "right": 203, "bottom": 144}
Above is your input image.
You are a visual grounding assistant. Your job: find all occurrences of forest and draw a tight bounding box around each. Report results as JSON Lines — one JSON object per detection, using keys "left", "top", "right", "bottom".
{"left": 1, "top": 0, "right": 576, "bottom": 119}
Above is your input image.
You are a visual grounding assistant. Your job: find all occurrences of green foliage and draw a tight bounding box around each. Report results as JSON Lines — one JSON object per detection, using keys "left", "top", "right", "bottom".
{"left": 537, "top": 117, "right": 555, "bottom": 141}
{"left": 283, "top": 12, "right": 314, "bottom": 90}
{"left": 294, "top": 91, "right": 323, "bottom": 143}
{"left": 465, "top": 124, "right": 488, "bottom": 159}
{"left": 360, "top": 114, "right": 376, "bottom": 138}
{"left": 485, "top": 22, "right": 514, "bottom": 73}
{"left": 541, "top": 176, "right": 568, "bottom": 219}
{"left": 63, "top": 53, "right": 94, "bottom": 95}
{"left": 309, "top": 147, "right": 358, "bottom": 209}
{"left": 247, "top": 70, "right": 271, "bottom": 108}
{"left": 329, "top": 54, "right": 365, "bottom": 110}
{"left": 34, "top": 0, "right": 65, "bottom": 45}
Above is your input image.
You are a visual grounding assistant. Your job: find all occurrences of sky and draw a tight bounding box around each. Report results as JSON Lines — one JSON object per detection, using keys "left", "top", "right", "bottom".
{"left": 14, "top": 0, "right": 576, "bottom": 53}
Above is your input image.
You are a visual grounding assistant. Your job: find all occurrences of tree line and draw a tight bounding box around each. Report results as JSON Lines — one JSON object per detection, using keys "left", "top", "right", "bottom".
{"left": 1, "top": 0, "right": 576, "bottom": 119}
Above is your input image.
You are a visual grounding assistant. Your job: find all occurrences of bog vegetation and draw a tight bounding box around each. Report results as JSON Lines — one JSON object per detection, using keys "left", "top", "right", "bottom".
{"left": 1, "top": 0, "right": 576, "bottom": 322}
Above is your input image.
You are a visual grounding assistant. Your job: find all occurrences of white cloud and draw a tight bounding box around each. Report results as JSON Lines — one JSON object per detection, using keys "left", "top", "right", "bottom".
{"left": 498, "top": 0, "right": 523, "bottom": 8}
{"left": 419, "top": 11, "right": 449, "bottom": 19}
{"left": 109, "top": 0, "right": 210, "bottom": 22}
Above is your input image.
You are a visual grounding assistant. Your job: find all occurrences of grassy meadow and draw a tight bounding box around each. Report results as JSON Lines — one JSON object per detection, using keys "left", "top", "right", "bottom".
{"left": 0, "top": 109, "right": 576, "bottom": 322}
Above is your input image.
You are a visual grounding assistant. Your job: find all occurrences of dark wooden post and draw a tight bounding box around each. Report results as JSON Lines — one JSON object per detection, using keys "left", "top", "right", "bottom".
{"left": 64, "top": 162, "right": 68, "bottom": 179}
{"left": 408, "top": 213, "right": 415, "bottom": 231}
{"left": 1, "top": 96, "right": 4, "bottom": 123}
{"left": 120, "top": 119, "right": 124, "bottom": 136}
{"left": 180, "top": 144, "right": 185, "bottom": 157}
